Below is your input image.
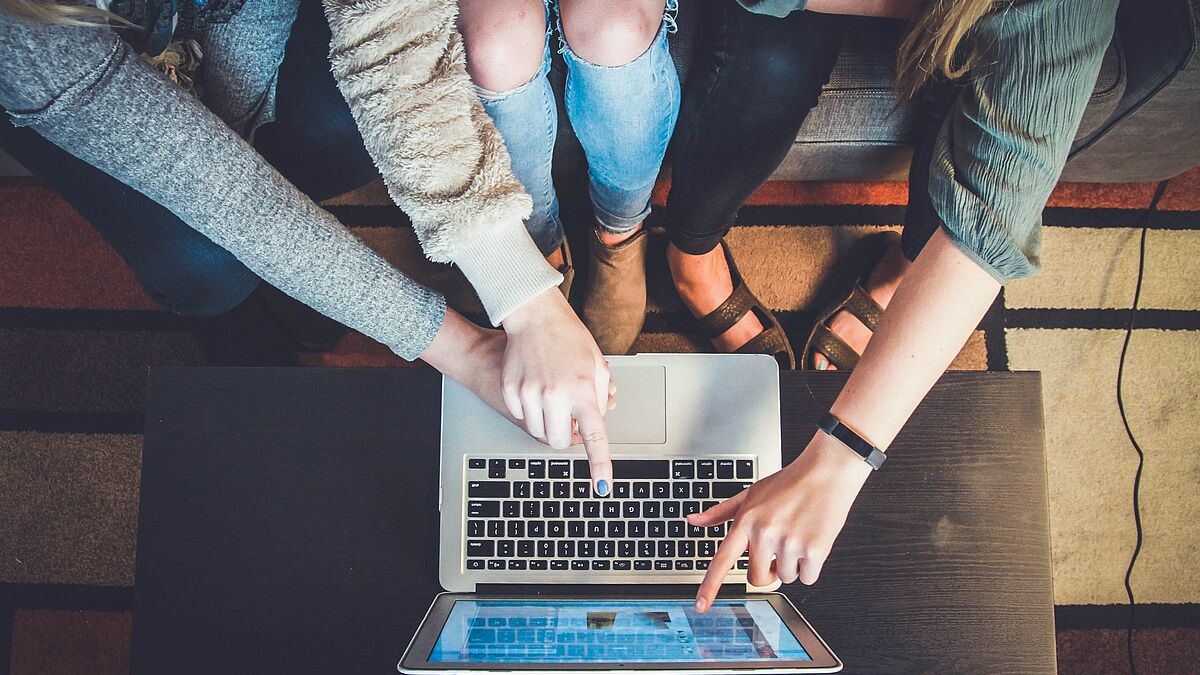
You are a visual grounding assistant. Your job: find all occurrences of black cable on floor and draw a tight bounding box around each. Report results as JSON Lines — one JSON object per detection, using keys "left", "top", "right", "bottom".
{"left": 1118, "top": 179, "right": 1169, "bottom": 675}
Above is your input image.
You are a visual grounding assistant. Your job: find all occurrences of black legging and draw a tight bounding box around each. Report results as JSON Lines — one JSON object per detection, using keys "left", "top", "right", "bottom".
{"left": 664, "top": 1, "right": 955, "bottom": 261}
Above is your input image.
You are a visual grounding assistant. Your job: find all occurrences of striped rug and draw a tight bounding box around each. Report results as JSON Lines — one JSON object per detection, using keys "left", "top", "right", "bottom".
{"left": 1, "top": 168, "right": 1198, "bottom": 673}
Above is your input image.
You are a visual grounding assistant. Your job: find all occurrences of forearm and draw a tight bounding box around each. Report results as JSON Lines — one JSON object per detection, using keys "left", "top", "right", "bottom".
{"left": 829, "top": 228, "right": 1000, "bottom": 452}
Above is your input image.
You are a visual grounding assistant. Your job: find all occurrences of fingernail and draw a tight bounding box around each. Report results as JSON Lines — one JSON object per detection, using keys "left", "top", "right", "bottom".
{"left": 596, "top": 479, "right": 610, "bottom": 497}
{"left": 695, "top": 597, "right": 707, "bottom": 612}
{"left": 816, "top": 359, "right": 828, "bottom": 371}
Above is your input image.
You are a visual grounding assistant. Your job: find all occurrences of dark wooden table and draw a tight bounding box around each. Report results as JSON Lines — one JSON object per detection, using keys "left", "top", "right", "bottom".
{"left": 133, "top": 367, "right": 1054, "bottom": 674}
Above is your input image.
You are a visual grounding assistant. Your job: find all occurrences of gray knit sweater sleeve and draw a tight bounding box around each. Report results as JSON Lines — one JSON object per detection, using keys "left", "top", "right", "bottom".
{"left": 0, "top": 14, "right": 444, "bottom": 360}
{"left": 928, "top": 0, "right": 1118, "bottom": 282}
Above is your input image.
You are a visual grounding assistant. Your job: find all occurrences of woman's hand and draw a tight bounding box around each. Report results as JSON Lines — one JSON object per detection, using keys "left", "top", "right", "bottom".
{"left": 690, "top": 431, "right": 873, "bottom": 611}
{"left": 500, "top": 289, "right": 615, "bottom": 494}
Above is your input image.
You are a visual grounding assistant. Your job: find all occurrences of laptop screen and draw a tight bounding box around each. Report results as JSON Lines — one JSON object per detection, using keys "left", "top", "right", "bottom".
{"left": 428, "top": 599, "right": 812, "bottom": 664}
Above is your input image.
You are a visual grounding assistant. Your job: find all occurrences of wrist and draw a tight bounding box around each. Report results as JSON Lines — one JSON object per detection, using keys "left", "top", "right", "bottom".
{"left": 803, "top": 430, "right": 875, "bottom": 485}
{"left": 419, "top": 309, "right": 488, "bottom": 380}
{"left": 500, "top": 288, "right": 563, "bottom": 335}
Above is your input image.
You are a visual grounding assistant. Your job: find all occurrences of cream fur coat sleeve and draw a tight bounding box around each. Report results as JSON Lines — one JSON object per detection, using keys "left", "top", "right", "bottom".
{"left": 323, "top": 0, "right": 561, "bottom": 324}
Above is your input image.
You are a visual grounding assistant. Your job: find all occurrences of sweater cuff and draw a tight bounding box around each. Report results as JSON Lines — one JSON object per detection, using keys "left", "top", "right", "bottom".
{"left": 452, "top": 216, "right": 563, "bottom": 325}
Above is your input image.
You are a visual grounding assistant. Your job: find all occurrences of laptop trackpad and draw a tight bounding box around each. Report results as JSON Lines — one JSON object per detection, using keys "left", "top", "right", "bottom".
{"left": 604, "top": 365, "right": 666, "bottom": 444}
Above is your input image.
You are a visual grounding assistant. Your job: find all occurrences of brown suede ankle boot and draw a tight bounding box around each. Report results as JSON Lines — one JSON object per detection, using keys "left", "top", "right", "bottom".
{"left": 581, "top": 228, "right": 648, "bottom": 355}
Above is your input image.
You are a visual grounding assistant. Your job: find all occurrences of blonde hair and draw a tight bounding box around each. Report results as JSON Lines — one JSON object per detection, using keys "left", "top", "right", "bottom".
{"left": 0, "top": 0, "right": 123, "bottom": 26}
{"left": 896, "top": 0, "right": 998, "bottom": 101}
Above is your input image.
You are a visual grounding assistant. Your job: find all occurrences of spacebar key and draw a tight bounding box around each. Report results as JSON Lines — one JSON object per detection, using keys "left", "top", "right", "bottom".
{"left": 573, "top": 459, "right": 670, "bottom": 479}
{"left": 712, "top": 482, "right": 753, "bottom": 498}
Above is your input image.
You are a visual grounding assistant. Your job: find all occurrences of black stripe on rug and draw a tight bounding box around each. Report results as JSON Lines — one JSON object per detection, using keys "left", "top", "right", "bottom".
{"left": 0, "top": 584, "right": 134, "bottom": 612}
{"left": 1007, "top": 308, "right": 1200, "bottom": 330}
{"left": 1056, "top": 603, "right": 1200, "bottom": 630}
{"left": 0, "top": 409, "right": 143, "bottom": 434}
{"left": 0, "top": 308, "right": 186, "bottom": 332}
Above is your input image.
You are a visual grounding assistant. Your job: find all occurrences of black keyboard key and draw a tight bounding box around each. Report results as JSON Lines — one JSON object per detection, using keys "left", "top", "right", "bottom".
{"left": 716, "top": 459, "right": 735, "bottom": 479}
{"left": 551, "top": 560, "right": 568, "bottom": 570}
{"left": 658, "top": 541, "right": 676, "bottom": 558}
{"left": 592, "top": 560, "right": 611, "bottom": 570}
{"left": 579, "top": 540, "right": 595, "bottom": 557}
{"left": 699, "top": 540, "right": 715, "bottom": 558}
{"left": 663, "top": 501, "right": 681, "bottom": 518}
{"left": 467, "top": 540, "right": 494, "bottom": 557}
{"left": 599, "top": 540, "right": 615, "bottom": 558}
{"left": 548, "top": 520, "right": 566, "bottom": 537}
{"left": 507, "top": 521, "right": 524, "bottom": 538}
{"left": 530, "top": 560, "right": 548, "bottom": 570}
{"left": 571, "top": 560, "right": 589, "bottom": 570}
{"left": 635, "top": 560, "right": 652, "bottom": 570}
{"left": 538, "top": 540, "right": 554, "bottom": 557}
{"left": 708, "top": 524, "right": 726, "bottom": 538}
{"left": 533, "top": 482, "right": 550, "bottom": 499}
{"left": 675, "top": 560, "right": 694, "bottom": 570}
{"left": 688, "top": 524, "right": 706, "bottom": 538}
{"left": 668, "top": 521, "right": 685, "bottom": 538}
{"left": 553, "top": 482, "right": 571, "bottom": 498}
{"left": 737, "top": 559, "right": 750, "bottom": 569}
{"left": 468, "top": 501, "right": 500, "bottom": 518}
{"left": 607, "top": 521, "right": 626, "bottom": 538}
{"left": 518, "top": 540, "right": 535, "bottom": 557}
{"left": 488, "top": 560, "right": 505, "bottom": 570}
{"left": 648, "top": 521, "right": 666, "bottom": 538}
{"left": 509, "top": 458, "right": 525, "bottom": 469}
{"left": 508, "top": 560, "right": 527, "bottom": 570}
{"left": 568, "top": 521, "right": 585, "bottom": 537}
{"left": 713, "top": 482, "right": 752, "bottom": 499}
{"left": 673, "top": 483, "right": 690, "bottom": 499}
{"left": 638, "top": 541, "right": 655, "bottom": 558}
{"left": 622, "top": 502, "right": 640, "bottom": 518}
{"left": 573, "top": 482, "right": 590, "bottom": 498}
{"left": 628, "top": 521, "right": 646, "bottom": 538}
{"left": 608, "top": 460, "right": 670, "bottom": 480}
{"left": 468, "top": 458, "right": 486, "bottom": 470}
{"left": 513, "top": 482, "right": 531, "bottom": 498}
{"left": 467, "top": 559, "right": 484, "bottom": 570}
{"left": 497, "top": 541, "right": 514, "bottom": 557}
{"left": 672, "top": 460, "right": 695, "bottom": 480}
{"left": 736, "top": 460, "right": 754, "bottom": 479}
{"left": 564, "top": 501, "right": 581, "bottom": 518}
{"left": 619, "top": 540, "right": 635, "bottom": 558}
{"left": 697, "top": 460, "right": 715, "bottom": 479}
{"left": 644, "top": 502, "right": 661, "bottom": 518}
{"left": 487, "top": 521, "right": 504, "bottom": 538}
{"left": 683, "top": 501, "right": 702, "bottom": 516}
{"left": 529, "top": 521, "right": 546, "bottom": 537}
{"left": 693, "top": 482, "right": 711, "bottom": 499}
{"left": 583, "top": 501, "right": 601, "bottom": 518}
{"left": 588, "top": 521, "right": 605, "bottom": 538}
{"left": 633, "top": 482, "right": 651, "bottom": 499}
{"left": 557, "top": 541, "right": 576, "bottom": 558}
{"left": 614, "top": 560, "right": 632, "bottom": 571}
{"left": 603, "top": 502, "right": 620, "bottom": 518}
{"left": 654, "top": 560, "right": 672, "bottom": 570}
{"left": 528, "top": 460, "right": 546, "bottom": 478}
{"left": 572, "top": 460, "right": 590, "bottom": 478}
{"left": 523, "top": 502, "right": 540, "bottom": 518}
{"left": 503, "top": 501, "right": 520, "bottom": 518}
{"left": 613, "top": 481, "right": 631, "bottom": 499}
{"left": 488, "top": 459, "right": 506, "bottom": 479}
{"left": 703, "top": 500, "right": 719, "bottom": 511}
{"left": 548, "top": 460, "right": 571, "bottom": 478}
{"left": 544, "top": 502, "right": 561, "bottom": 518}
{"left": 652, "top": 482, "right": 670, "bottom": 498}
{"left": 468, "top": 520, "right": 484, "bottom": 537}
{"left": 696, "top": 560, "right": 710, "bottom": 570}
{"left": 679, "top": 541, "right": 695, "bottom": 558}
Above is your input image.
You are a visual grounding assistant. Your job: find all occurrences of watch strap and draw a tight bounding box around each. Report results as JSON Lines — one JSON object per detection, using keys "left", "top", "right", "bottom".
{"left": 818, "top": 412, "right": 887, "bottom": 470}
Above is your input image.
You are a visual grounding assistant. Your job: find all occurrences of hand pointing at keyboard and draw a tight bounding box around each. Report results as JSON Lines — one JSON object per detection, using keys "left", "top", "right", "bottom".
{"left": 691, "top": 431, "right": 873, "bottom": 611}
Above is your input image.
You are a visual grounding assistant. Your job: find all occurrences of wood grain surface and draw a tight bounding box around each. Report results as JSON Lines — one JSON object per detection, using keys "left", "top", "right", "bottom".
{"left": 133, "top": 368, "right": 1052, "bottom": 674}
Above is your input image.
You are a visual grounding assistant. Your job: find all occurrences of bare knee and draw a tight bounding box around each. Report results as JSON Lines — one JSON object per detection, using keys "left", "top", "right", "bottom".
{"left": 458, "top": 0, "right": 547, "bottom": 92}
{"left": 559, "top": 0, "right": 663, "bottom": 67}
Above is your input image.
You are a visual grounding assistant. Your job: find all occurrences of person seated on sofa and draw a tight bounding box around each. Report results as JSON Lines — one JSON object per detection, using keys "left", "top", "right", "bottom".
{"left": 0, "top": 0, "right": 618, "bottom": 493}
{"left": 457, "top": 0, "right": 681, "bottom": 355}
{"left": 683, "top": 0, "right": 1118, "bottom": 611}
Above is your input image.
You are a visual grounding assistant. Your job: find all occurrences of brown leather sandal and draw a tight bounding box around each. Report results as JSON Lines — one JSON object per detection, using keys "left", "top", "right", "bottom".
{"left": 694, "top": 240, "right": 796, "bottom": 369}
{"left": 802, "top": 231, "right": 899, "bottom": 371}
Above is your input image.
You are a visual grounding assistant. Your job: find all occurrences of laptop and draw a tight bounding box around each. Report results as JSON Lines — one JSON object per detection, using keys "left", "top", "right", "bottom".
{"left": 400, "top": 353, "right": 842, "bottom": 673}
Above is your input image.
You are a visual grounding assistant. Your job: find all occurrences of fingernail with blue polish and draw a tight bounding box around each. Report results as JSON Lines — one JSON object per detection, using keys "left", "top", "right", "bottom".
{"left": 596, "top": 479, "right": 610, "bottom": 497}
{"left": 817, "top": 360, "right": 828, "bottom": 371}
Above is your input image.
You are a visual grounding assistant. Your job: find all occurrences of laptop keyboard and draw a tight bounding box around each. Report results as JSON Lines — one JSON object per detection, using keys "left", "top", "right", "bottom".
{"left": 463, "top": 457, "right": 754, "bottom": 573}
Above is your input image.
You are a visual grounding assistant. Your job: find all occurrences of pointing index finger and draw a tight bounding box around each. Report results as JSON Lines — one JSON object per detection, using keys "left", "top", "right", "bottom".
{"left": 695, "top": 525, "right": 748, "bottom": 613}
{"left": 573, "top": 401, "right": 612, "bottom": 496}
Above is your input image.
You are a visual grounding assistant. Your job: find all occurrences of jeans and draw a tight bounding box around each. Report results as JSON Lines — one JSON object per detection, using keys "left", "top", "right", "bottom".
{"left": 0, "top": 0, "right": 376, "bottom": 317}
{"left": 663, "top": 2, "right": 844, "bottom": 255}
{"left": 477, "top": 0, "right": 681, "bottom": 256}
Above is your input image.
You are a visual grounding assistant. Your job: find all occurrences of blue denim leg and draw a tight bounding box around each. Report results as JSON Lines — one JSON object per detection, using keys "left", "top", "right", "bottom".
{"left": 560, "top": 9, "right": 681, "bottom": 234}
{"left": 475, "top": 24, "right": 563, "bottom": 257}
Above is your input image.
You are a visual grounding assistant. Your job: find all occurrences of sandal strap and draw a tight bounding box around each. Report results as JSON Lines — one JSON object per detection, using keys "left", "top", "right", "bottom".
{"left": 695, "top": 281, "right": 759, "bottom": 339}
{"left": 844, "top": 285, "right": 884, "bottom": 332}
{"left": 735, "top": 325, "right": 796, "bottom": 369}
{"left": 810, "top": 324, "right": 860, "bottom": 370}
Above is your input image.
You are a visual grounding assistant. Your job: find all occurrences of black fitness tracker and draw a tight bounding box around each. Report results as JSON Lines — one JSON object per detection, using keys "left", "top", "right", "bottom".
{"left": 817, "top": 412, "right": 887, "bottom": 470}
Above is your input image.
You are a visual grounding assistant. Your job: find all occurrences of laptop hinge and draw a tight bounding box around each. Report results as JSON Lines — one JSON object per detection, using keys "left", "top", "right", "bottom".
{"left": 474, "top": 583, "right": 746, "bottom": 597}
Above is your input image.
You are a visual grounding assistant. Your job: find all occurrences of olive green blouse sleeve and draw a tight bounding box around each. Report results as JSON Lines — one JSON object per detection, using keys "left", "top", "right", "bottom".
{"left": 927, "top": 0, "right": 1118, "bottom": 282}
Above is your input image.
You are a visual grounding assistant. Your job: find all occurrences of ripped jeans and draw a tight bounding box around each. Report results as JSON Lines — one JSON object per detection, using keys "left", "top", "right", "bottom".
{"left": 475, "top": 0, "right": 681, "bottom": 256}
